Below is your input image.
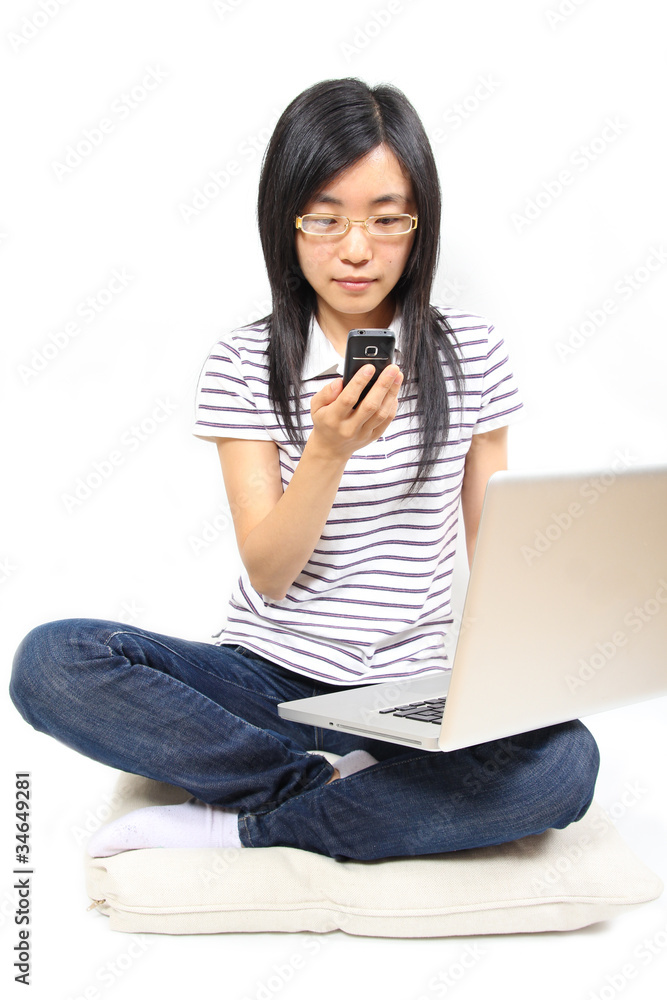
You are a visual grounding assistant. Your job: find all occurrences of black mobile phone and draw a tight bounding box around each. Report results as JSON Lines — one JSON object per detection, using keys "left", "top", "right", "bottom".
{"left": 342, "top": 329, "right": 395, "bottom": 408}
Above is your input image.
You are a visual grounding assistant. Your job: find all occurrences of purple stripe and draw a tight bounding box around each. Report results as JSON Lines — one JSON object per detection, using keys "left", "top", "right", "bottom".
{"left": 281, "top": 589, "right": 442, "bottom": 614}
{"left": 227, "top": 605, "right": 394, "bottom": 639}
{"left": 221, "top": 627, "right": 367, "bottom": 680}
{"left": 195, "top": 307, "right": 524, "bottom": 683}
{"left": 306, "top": 549, "right": 457, "bottom": 575}
{"left": 311, "top": 528, "right": 459, "bottom": 557}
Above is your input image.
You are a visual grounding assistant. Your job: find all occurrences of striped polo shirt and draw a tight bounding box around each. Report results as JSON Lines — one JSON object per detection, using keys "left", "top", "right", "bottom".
{"left": 192, "top": 306, "right": 524, "bottom": 684}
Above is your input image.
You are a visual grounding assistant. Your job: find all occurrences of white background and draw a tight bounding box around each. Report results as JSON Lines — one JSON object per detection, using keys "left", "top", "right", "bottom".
{"left": 1, "top": 1, "right": 666, "bottom": 998}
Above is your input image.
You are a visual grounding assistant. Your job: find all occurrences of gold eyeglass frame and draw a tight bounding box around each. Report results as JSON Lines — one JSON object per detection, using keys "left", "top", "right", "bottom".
{"left": 295, "top": 213, "right": 418, "bottom": 236}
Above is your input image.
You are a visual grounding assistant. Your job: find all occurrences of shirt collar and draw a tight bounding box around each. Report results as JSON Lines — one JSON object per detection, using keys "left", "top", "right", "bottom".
{"left": 301, "top": 311, "right": 403, "bottom": 380}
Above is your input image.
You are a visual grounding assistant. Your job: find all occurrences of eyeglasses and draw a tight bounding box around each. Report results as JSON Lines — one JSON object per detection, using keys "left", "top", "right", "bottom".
{"left": 295, "top": 214, "right": 418, "bottom": 237}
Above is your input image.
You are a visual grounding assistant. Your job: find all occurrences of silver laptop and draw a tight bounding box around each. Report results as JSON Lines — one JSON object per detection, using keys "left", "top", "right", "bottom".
{"left": 278, "top": 464, "right": 667, "bottom": 751}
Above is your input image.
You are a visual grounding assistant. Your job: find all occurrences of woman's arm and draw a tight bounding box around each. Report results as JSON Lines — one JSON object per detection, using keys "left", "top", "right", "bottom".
{"left": 216, "top": 362, "right": 403, "bottom": 601}
{"left": 216, "top": 435, "right": 348, "bottom": 601}
{"left": 460, "top": 425, "right": 509, "bottom": 568}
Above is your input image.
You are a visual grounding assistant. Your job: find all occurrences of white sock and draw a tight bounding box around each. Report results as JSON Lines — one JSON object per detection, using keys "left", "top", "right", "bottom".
{"left": 87, "top": 751, "right": 378, "bottom": 858}
{"left": 334, "top": 749, "right": 378, "bottom": 778}
{"left": 86, "top": 799, "right": 242, "bottom": 858}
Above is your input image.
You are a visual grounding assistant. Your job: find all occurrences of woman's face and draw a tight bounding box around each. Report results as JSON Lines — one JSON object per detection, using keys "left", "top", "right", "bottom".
{"left": 295, "top": 144, "right": 417, "bottom": 341}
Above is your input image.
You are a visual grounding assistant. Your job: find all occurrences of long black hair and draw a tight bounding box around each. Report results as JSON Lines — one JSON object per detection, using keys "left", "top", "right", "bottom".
{"left": 256, "top": 77, "right": 464, "bottom": 495}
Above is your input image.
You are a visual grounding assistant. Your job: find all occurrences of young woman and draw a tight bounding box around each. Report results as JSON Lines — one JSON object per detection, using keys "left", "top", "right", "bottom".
{"left": 10, "top": 79, "right": 599, "bottom": 861}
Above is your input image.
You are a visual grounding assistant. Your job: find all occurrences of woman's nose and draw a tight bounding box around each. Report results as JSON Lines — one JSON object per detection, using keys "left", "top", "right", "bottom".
{"left": 338, "top": 221, "right": 373, "bottom": 263}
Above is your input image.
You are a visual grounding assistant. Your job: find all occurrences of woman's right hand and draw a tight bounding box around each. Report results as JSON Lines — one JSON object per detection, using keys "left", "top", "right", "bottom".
{"left": 309, "top": 362, "right": 403, "bottom": 461}
{"left": 216, "top": 363, "right": 403, "bottom": 600}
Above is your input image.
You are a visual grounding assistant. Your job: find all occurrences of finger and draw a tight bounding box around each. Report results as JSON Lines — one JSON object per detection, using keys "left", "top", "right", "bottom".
{"left": 338, "top": 364, "right": 376, "bottom": 409}
{"left": 376, "top": 364, "right": 402, "bottom": 394}
{"left": 340, "top": 364, "right": 401, "bottom": 412}
{"left": 354, "top": 365, "right": 403, "bottom": 415}
{"left": 310, "top": 377, "right": 343, "bottom": 416}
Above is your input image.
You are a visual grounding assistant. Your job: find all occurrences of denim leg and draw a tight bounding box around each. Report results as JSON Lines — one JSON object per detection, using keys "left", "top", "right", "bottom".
{"left": 9, "top": 618, "right": 338, "bottom": 810}
{"left": 242, "top": 721, "right": 600, "bottom": 860}
{"left": 10, "top": 618, "right": 600, "bottom": 860}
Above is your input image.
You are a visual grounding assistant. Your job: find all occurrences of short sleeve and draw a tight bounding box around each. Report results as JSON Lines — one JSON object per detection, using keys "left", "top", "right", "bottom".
{"left": 191, "top": 336, "right": 273, "bottom": 443}
{"left": 471, "top": 320, "right": 525, "bottom": 434}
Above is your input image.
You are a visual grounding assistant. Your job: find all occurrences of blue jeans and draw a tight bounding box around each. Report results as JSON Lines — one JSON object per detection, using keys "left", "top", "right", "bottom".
{"left": 9, "top": 618, "right": 600, "bottom": 861}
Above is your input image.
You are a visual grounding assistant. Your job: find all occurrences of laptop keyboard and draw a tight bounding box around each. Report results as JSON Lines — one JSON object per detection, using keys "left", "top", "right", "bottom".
{"left": 378, "top": 697, "right": 447, "bottom": 725}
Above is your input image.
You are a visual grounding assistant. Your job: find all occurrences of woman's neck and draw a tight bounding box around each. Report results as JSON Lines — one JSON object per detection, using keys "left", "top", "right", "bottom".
{"left": 316, "top": 299, "right": 396, "bottom": 356}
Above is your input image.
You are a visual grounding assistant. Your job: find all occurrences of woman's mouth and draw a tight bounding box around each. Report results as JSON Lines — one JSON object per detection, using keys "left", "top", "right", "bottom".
{"left": 333, "top": 278, "right": 376, "bottom": 291}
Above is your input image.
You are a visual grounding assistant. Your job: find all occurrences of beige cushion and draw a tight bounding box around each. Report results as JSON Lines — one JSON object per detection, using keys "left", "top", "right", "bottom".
{"left": 85, "top": 766, "right": 662, "bottom": 937}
